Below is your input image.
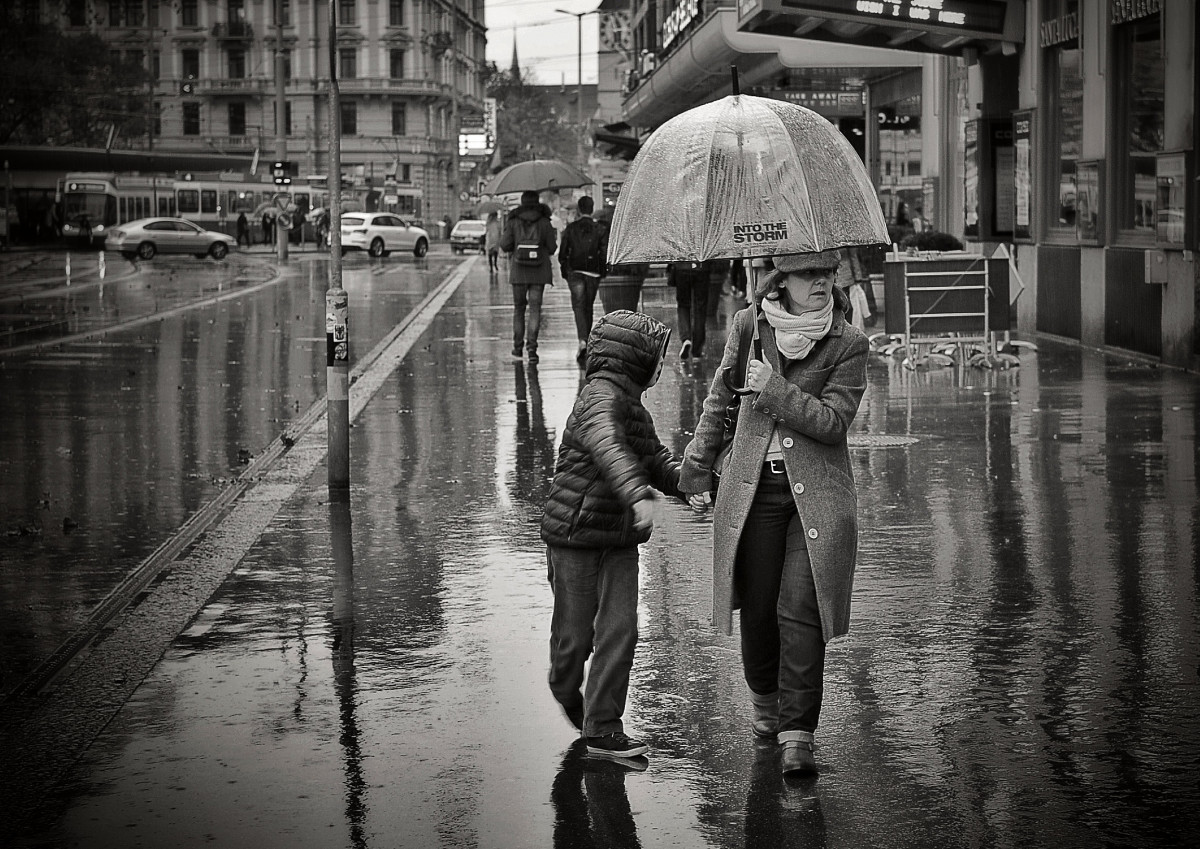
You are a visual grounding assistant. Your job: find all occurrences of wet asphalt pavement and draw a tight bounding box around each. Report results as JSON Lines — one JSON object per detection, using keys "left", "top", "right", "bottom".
{"left": 1, "top": 251, "right": 1199, "bottom": 847}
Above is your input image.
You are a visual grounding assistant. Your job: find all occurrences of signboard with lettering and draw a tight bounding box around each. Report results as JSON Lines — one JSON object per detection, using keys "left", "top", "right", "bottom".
{"left": 1012, "top": 110, "right": 1033, "bottom": 241}
{"left": 662, "top": 0, "right": 701, "bottom": 50}
{"left": 780, "top": 0, "right": 1012, "bottom": 38}
{"left": 1110, "top": 0, "right": 1161, "bottom": 25}
{"left": 767, "top": 90, "right": 863, "bottom": 116}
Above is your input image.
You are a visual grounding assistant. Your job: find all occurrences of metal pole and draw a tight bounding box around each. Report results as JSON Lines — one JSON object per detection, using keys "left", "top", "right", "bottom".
{"left": 576, "top": 14, "right": 583, "bottom": 169}
{"left": 275, "top": 0, "right": 289, "bottom": 261}
{"left": 145, "top": 0, "right": 154, "bottom": 151}
{"left": 327, "top": 0, "right": 350, "bottom": 494}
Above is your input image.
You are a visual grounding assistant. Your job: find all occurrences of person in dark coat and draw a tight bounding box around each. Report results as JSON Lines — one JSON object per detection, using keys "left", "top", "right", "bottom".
{"left": 667, "top": 259, "right": 711, "bottom": 359}
{"left": 680, "top": 250, "right": 869, "bottom": 778}
{"left": 559, "top": 195, "right": 609, "bottom": 364}
{"left": 541, "top": 310, "right": 686, "bottom": 760}
{"left": 236, "top": 212, "right": 251, "bottom": 247}
{"left": 499, "top": 190, "right": 557, "bottom": 363}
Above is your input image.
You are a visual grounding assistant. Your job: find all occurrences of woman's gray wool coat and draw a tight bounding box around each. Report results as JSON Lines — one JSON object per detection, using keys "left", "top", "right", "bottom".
{"left": 680, "top": 301, "right": 869, "bottom": 642}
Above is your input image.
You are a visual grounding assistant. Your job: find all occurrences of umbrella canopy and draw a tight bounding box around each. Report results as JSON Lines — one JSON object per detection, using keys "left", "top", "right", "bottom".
{"left": 474, "top": 198, "right": 509, "bottom": 217}
{"left": 483, "top": 159, "right": 593, "bottom": 195}
{"left": 607, "top": 95, "right": 889, "bottom": 265}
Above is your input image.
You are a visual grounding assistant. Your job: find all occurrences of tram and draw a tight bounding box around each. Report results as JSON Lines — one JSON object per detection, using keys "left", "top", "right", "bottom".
{"left": 60, "top": 171, "right": 333, "bottom": 246}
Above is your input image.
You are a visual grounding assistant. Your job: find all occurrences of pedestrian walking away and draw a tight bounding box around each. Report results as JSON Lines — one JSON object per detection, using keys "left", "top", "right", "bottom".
{"left": 499, "top": 190, "right": 557, "bottom": 364}
{"left": 261, "top": 211, "right": 274, "bottom": 245}
{"left": 668, "top": 259, "right": 711, "bottom": 359}
{"left": 541, "top": 310, "right": 686, "bottom": 760}
{"left": 236, "top": 212, "right": 251, "bottom": 248}
{"left": 680, "top": 249, "right": 869, "bottom": 778}
{"left": 559, "top": 196, "right": 609, "bottom": 364}
{"left": 484, "top": 210, "right": 503, "bottom": 274}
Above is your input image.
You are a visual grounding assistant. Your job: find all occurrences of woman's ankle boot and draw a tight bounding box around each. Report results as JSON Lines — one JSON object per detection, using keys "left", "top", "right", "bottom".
{"left": 779, "top": 731, "right": 817, "bottom": 777}
{"left": 749, "top": 690, "right": 779, "bottom": 737}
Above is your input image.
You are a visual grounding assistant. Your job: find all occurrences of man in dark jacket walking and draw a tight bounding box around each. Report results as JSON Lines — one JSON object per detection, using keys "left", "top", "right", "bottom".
{"left": 499, "top": 190, "right": 557, "bottom": 364}
{"left": 559, "top": 196, "right": 608, "bottom": 364}
{"left": 541, "top": 310, "right": 686, "bottom": 760}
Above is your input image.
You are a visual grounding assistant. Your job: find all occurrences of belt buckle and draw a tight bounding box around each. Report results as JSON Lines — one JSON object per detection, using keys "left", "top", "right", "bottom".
{"left": 767, "top": 459, "right": 785, "bottom": 474}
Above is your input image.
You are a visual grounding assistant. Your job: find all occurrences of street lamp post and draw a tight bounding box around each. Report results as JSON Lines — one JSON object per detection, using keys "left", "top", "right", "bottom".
{"left": 554, "top": 7, "right": 597, "bottom": 171}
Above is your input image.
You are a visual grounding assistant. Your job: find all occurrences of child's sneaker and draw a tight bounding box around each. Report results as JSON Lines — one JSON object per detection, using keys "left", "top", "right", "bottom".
{"left": 586, "top": 732, "right": 649, "bottom": 759}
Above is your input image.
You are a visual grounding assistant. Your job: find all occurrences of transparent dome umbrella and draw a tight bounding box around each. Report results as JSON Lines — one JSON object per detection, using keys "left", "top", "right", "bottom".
{"left": 483, "top": 159, "right": 594, "bottom": 195}
{"left": 606, "top": 94, "right": 889, "bottom": 266}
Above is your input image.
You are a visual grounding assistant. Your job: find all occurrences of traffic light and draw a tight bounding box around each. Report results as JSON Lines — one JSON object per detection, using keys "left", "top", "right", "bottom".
{"left": 272, "top": 161, "right": 293, "bottom": 186}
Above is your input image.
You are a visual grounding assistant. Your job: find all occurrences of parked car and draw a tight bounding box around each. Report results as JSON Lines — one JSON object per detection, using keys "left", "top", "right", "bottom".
{"left": 105, "top": 217, "right": 238, "bottom": 260}
{"left": 340, "top": 213, "right": 429, "bottom": 258}
{"left": 449, "top": 219, "right": 487, "bottom": 254}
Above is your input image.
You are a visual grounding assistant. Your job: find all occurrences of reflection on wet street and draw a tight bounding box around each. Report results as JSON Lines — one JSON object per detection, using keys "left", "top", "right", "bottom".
{"left": 6, "top": 264, "right": 1199, "bottom": 847}
{"left": 0, "top": 255, "right": 458, "bottom": 694}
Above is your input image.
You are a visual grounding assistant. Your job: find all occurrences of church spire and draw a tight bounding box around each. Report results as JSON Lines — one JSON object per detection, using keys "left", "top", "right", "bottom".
{"left": 510, "top": 37, "right": 521, "bottom": 84}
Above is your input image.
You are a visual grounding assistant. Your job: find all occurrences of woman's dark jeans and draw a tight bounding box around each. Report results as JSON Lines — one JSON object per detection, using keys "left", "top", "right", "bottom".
{"left": 735, "top": 466, "right": 826, "bottom": 734}
{"left": 673, "top": 269, "right": 710, "bottom": 354}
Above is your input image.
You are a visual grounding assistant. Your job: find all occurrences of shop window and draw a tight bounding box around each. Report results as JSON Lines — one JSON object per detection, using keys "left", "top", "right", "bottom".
{"left": 1046, "top": 37, "right": 1082, "bottom": 232}
{"left": 1113, "top": 13, "right": 1164, "bottom": 237}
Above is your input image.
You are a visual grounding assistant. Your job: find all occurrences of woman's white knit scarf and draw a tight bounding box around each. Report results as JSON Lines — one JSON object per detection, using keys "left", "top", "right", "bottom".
{"left": 760, "top": 294, "right": 833, "bottom": 360}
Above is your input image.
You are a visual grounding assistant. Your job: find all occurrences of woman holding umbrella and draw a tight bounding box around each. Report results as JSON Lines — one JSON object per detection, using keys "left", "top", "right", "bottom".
{"left": 679, "top": 250, "right": 869, "bottom": 777}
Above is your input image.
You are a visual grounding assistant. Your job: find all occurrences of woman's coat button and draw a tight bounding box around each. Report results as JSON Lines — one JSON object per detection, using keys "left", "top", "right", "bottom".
{"left": 793, "top": 482, "right": 805, "bottom": 494}
{"left": 782, "top": 437, "right": 794, "bottom": 448}
{"left": 807, "top": 527, "right": 819, "bottom": 539}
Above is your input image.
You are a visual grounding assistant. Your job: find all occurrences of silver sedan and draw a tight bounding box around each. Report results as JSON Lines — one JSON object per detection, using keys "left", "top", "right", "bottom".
{"left": 105, "top": 217, "right": 238, "bottom": 260}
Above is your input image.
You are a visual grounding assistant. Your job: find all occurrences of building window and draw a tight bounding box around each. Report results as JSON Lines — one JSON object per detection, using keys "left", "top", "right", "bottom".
{"left": 182, "top": 49, "right": 200, "bottom": 79}
{"left": 228, "top": 49, "right": 246, "bottom": 79}
{"left": 183, "top": 102, "right": 201, "bottom": 136}
{"left": 151, "top": 50, "right": 160, "bottom": 80}
{"left": 229, "top": 102, "right": 246, "bottom": 136}
{"left": 285, "top": 102, "right": 292, "bottom": 135}
{"left": 390, "top": 49, "right": 405, "bottom": 79}
{"left": 339, "top": 48, "right": 357, "bottom": 79}
{"left": 341, "top": 101, "right": 357, "bottom": 136}
{"left": 280, "top": 0, "right": 291, "bottom": 26}
{"left": 338, "top": 0, "right": 356, "bottom": 25}
{"left": 67, "top": 0, "right": 86, "bottom": 26}
{"left": 1114, "top": 13, "right": 1164, "bottom": 236}
{"left": 181, "top": 0, "right": 198, "bottom": 27}
{"left": 228, "top": 0, "right": 246, "bottom": 23}
{"left": 153, "top": 103, "right": 161, "bottom": 137}
{"left": 282, "top": 50, "right": 292, "bottom": 79}
{"left": 399, "top": 164, "right": 411, "bottom": 183}
{"left": 111, "top": 1, "right": 144, "bottom": 26}
{"left": 392, "top": 102, "right": 407, "bottom": 135}
{"left": 389, "top": 0, "right": 405, "bottom": 26}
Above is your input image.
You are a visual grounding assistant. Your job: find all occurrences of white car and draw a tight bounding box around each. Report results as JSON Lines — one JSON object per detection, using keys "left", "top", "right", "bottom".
{"left": 105, "top": 217, "right": 237, "bottom": 260}
{"left": 450, "top": 219, "right": 487, "bottom": 254}
{"left": 340, "top": 213, "right": 429, "bottom": 258}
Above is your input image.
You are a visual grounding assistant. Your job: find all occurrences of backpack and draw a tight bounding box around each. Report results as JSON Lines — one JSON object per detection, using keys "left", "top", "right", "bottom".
{"left": 513, "top": 217, "right": 542, "bottom": 266}
{"left": 570, "top": 219, "right": 605, "bottom": 275}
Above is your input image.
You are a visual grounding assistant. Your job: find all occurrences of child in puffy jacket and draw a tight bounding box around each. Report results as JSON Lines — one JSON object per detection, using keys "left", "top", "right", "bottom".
{"left": 540, "top": 309, "right": 686, "bottom": 761}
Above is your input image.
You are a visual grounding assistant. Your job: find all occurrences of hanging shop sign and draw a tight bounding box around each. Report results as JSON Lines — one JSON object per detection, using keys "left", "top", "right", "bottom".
{"left": 1110, "top": 0, "right": 1161, "bottom": 25}
{"left": 1040, "top": 6, "right": 1078, "bottom": 47}
{"left": 662, "top": 0, "right": 701, "bottom": 50}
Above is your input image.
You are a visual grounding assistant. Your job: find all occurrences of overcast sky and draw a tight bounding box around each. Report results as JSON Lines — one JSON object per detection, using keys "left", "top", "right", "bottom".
{"left": 485, "top": 0, "right": 601, "bottom": 86}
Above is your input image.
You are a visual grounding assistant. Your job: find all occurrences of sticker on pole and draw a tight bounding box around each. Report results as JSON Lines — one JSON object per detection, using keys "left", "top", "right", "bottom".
{"left": 277, "top": 213, "right": 293, "bottom": 230}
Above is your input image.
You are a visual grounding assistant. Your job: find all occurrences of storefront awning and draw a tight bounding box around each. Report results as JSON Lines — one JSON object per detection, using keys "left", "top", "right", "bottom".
{"left": 622, "top": 8, "right": 923, "bottom": 128}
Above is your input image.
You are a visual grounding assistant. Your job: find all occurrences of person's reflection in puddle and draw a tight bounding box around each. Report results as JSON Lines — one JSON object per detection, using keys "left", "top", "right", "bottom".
{"left": 551, "top": 739, "right": 646, "bottom": 849}
{"left": 745, "top": 741, "right": 827, "bottom": 848}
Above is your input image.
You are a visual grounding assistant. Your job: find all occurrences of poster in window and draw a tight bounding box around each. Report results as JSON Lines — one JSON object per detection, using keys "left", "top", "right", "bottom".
{"left": 1155, "top": 151, "right": 1188, "bottom": 247}
{"left": 1075, "top": 160, "right": 1102, "bottom": 244}
{"left": 964, "top": 120, "right": 979, "bottom": 238}
{"left": 1013, "top": 110, "right": 1033, "bottom": 241}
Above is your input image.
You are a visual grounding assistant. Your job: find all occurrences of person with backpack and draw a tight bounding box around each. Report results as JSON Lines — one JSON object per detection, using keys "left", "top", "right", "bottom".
{"left": 500, "top": 190, "right": 558, "bottom": 364}
{"left": 559, "top": 196, "right": 609, "bottom": 364}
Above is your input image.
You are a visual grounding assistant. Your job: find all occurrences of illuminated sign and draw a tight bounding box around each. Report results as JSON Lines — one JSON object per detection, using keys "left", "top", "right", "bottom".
{"left": 662, "top": 0, "right": 701, "bottom": 49}
{"left": 1110, "top": 0, "right": 1161, "bottom": 25}
{"left": 779, "top": 0, "right": 1010, "bottom": 37}
{"left": 1040, "top": 7, "right": 1078, "bottom": 47}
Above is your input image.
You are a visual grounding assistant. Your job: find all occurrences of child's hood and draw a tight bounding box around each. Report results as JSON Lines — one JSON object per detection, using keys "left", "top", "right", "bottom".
{"left": 584, "top": 310, "right": 670, "bottom": 389}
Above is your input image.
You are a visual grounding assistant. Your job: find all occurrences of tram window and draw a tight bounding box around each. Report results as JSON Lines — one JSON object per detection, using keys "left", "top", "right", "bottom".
{"left": 178, "top": 189, "right": 199, "bottom": 214}
{"left": 201, "top": 190, "right": 217, "bottom": 214}
{"left": 119, "top": 197, "right": 127, "bottom": 222}
{"left": 158, "top": 196, "right": 170, "bottom": 216}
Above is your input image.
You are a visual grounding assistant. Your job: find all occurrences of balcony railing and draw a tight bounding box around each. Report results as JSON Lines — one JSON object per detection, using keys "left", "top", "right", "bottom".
{"left": 212, "top": 20, "right": 254, "bottom": 39}
{"left": 203, "top": 78, "right": 267, "bottom": 94}
{"left": 204, "top": 135, "right": 261, "bottom": 151}
{"left": 335, "top": 77, "right": 447, "bottom": 97}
